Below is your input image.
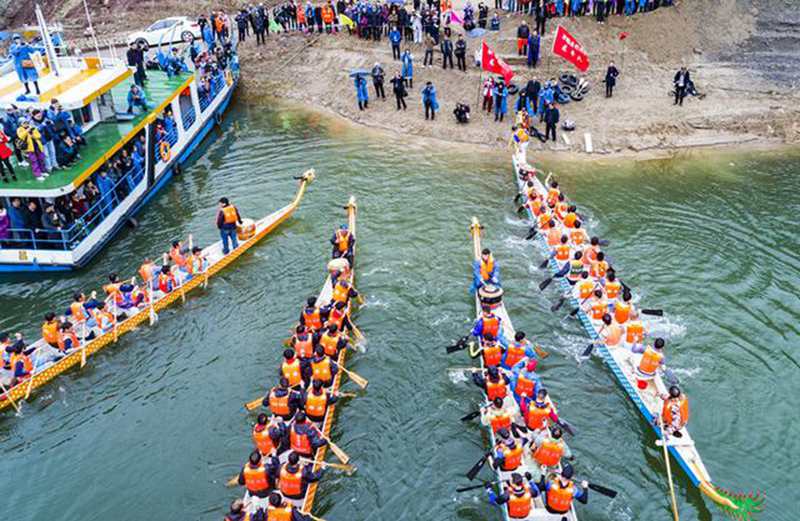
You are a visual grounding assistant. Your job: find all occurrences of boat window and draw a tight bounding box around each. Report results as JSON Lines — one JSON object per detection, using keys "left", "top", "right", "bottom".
{"left": 178, "top": 87, "right": 195, "bottom": 130}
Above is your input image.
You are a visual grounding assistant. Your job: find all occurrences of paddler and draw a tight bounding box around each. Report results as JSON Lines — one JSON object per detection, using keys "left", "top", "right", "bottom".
{"left": 217, "top": 197, "right": 243, "bottom": 255}
{"left": 576, "top": 271, "right": 596, "bottom": 301}
{"left": 169, "top": 240, "right": 190, "bottom": 276}
{"left": 9, "top": 341, "right": 34, "bottom": 385}
{"left": 290, "top": 324, "right": 315, "bottom": 371}
{"left": 660, "top": 385, "right": 689, "bottom": 437}
{"left": 318, "top": 324, "right": 347, "bottom": 358}
{"left": 300, "top": 297, "right": 324, "bottom": 331}
{"left": 157, "top": 264, "right": 177, "bottom": 294}
{"left": 624, "top": 309, "right": 645, "bottom": 346}
{"left": 472, "top": 248, "right": 501, "bottom": 292}
{"left": 520, "top": 388, "right": 560, "bottom": 433}
{"left": 64, "top": 292, "right": 97, "bottom": 330}
{"left": 302, "top": 379, "right": 338, "bottom": 423}
{"left": 223, "top": 499, "right": 248, "bottom": 521}
{"left": 41, "top": 312, "right": 61, "bottom": 348}
{"left": 565, "top": 251, "right": 585, "bottom": 285}
{"left": 546, "top": 221, "right": 562, "bottom": 247}
{"left": 502, "top": 331, "right": 537, "bottom": 370}
{"left": 106, "top": 274, "right": 144, "bottom": 313}
{"left": 482, "top": 396, "right": 513, "bottom": 433}
{"left": 510, "top": 359, "right": 541, "bottom": 402}
{"left": 546, "top": 181, "right": 560, "bottom": 207}
{"left": 491, "top": 428, "right": 525, "bottom": 472}
{"left": 531, "top": 425, "right": 572, "bottom": 470}
{"left": 57, "top": 321, "right": 80, "bottom": 353}
{"left": 278, "top": 451, "right": 323, "bottom": 500}
{"left": 599, "top": 314, "right": 623, "bottom": 347}
{"left": 186, "top": 246, "right": 208, "bottom": 278}
{"left": 481, "top": 334, "right": 503, "bottom": 368}
{"left": 263, "top": 377, "right": 302, "bottom": 420}
{"left": 614, "top": 290, "right": 633, "bottom": 325}
{"left": 253, "top": 413, "right": 287, "bottom": 457}
{"left": 138, "top": 258, "right": 159, "bottom": 291}
{"left": 604, "top": 271, "right": 622, "bottom": 301}
{"left": 281, "top": 349, "right": 304, "bottom": 388}
{"left": 553, "top": 234, "right": 571, "bottom": 264}
{"left": 589, "top": 251, "right": 609, "bottom": 282}
{"left": 633, "top": 337, "right": 665, "bottom": 389}
{"left": 288, "top": 411, "right": 327, "bottom": 457}
{"left": 472, "top": 365, "right": 511, "bottom": 402}
{"left": 324, "top": 300, "right": 352, "bottom": 333}
{"left": 589, "top": 289, "right": 608, "bottom": 322}
{"left": 90, "top": 302, "right": 116, "bottom": 334}
{"left": 471, "top": 306, "right": 507, "bottom": 346}
{"left": 487, "top": 472, "right": 539, "bottom": 519}
{"left": 310, "top": 346, "right": 338, "bottom": 388}
{"left": 537, "top": 463, "right": 589, "bottom": 515}
{"left": 262, "top": 492, "right": 312, "bottom": 521}
{"left": 562, "top": 205, "right": 578, "bottom": 228}
{"left": 569, "top": 220, "right": 588, "bottom": 247}
{"left": 0, "top": 332, "right": 12, "bottom": 368}
{"left": 235, "top": 450, "right": 280, "bottom": 498}
{"left": 582, "top": 236, "right": 600, "bottom": 267}
{"left": 331, "top": 275, "right": 358, "bottom": 306}
{"left": 330, "top": 224, "right": 355, "bottom": 266}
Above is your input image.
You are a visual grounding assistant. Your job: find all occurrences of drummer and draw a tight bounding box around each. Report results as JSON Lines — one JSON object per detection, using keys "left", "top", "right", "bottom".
{"left": 217, "top": 197, "right": 243, "bottom": 255}
{"left": 330, "top": 224, "right": 355, "bottom": 266}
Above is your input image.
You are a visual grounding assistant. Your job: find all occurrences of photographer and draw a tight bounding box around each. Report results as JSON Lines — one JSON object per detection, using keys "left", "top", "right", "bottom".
{"left": 453, "top": 103, "right": 471, "bottom": 124}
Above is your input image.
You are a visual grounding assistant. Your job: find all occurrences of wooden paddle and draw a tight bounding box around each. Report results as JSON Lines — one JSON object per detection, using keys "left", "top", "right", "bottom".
{"left": 659, "top": 415, "right": 681, "bottom": 521}
{"left": 533, "top": 344, "right": 550, "bottom": 359}
{"left": 226, "top": 473, "right": 240, "bottom": 487}
{"left": 0, "top": 380, "right": 21, "bottom": 413}
{"left": 148, "top": 285, "right": 158, "bottom": 326}
{"left": 319, "top": 433, "right": 351, "bottom": 464}
{"left": 301, "top": 511, "right": 327, "bottom": 521}
{"left": 340, "top": 366, "right": 368, "bottom": 389}
{"left": 300, "top": 457, "right": 355, "bottom": 474}
{"left": 23, "top": 369, "right": 36, "bottom": 400}
{"left": 245, "top": 396, "right": 264, "bottom": 411}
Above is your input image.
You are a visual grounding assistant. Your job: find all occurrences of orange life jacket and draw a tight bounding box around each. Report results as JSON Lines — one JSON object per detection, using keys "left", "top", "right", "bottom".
{"left": 563, "top": 212, "right": 577, "bottom": 228}
{"left": 486, "top": 378, "right": 507, "bottom": 401}
{"left": 305, "top": 390, "right": 327, "bottom": 419}
{"left": 555, "top": 244, "right": 571, "bottom": 261}
{"left": 482, "top": 341, "right": 502, "bottom": 367}
{"left": 547, "top": 480, "right": 574, "bottom": 513}
{"left": 70, "top": 301, "right": 89, "bottom": 323}
{"left": 320, "top": 332, "right": 341, "bottom": 357}
{"left": 525, "top": 402, "right": 551, "bottom": 430}
{"left": 279, "top": 465, "right": 304, "bottom": 497}
{"left": 269, "top": 389, "right": 290, "bottom": 416}
{"left": 638, "top": 346, "right": 663, "bottom": 377}
{"left": 578, "top": 280, "right": 594, "bottom": 300}
{"left": 10, "top": 353, "right": 32, "bottom": 375}
{"left": 282, "top": 358, "right": 303, "bottom": 387}
{"left": 243, "top": 463, "right": 270, "bottom": 493}
{"left": 267, "top": 504, "right": 292, "bottom": 521}
{"left": 325, "top": 308, "right": 346, "bottom": 329}
{"left": 534, "top": 437, "right": 564, "bottom": 467}
{"left": 546, "top": 227, "right": 561, "bottom": 247}
{"left": 312, "top": 357, "right": 332, "bottom": 383}
{"left": 614, "top": 301, "right": 631, "bottom": 324}
{"left": 302, "top": 307, "right": 323, "bottom": 330}
{"left": 604, "top": 323, "right": 623, "bottom": 346}
{"left": 335, "top": 229, "right": 350, "bottom": 253}
{"left": 500, "top": 443, "right": 523, "bottom": 470}
{"left": 481, "top": 314, "right": 499, "bottom": 339}
{"left": 570, "top": 229, "right": 585, "bottom": 246}
{"left": 554, "top": 202, "right": 568, "bottom": 221}
{"left": 57, "top": 329, "right": 80, "bottom": 352}
{"left": 93, "top": 309, "right": 115, "bottom": 332}
{"left": 488, "top": 409, "right": 512, "bottom": 433}
{"left": 222, "top": 205, "right": 238, "bottom": 224}
{"left": 253, "top": 423, "right": 276, "bottom": 455}
{"left": 294, "top": 334, "right": 314, "bottom": 358}
{"left": 507, "top": 484, "right": 533, "bottom": 519}
{"left": 297, "top": 8, "right": 306, "bottom": 23}
{"left": 662, "top": 395, "right": 689, "bottom": 428}
{"left": 515, "top": 374, "right": 535, "bottom": 398}
{"left": 322, "top": 5, "right": 334, "bottom": 23}
{"left": 605, "top": 280, "right": 621, "bottom": 299}
{"left": 591, "top": 299, "right": 607, "bottom": 321}
{"left": 290, "top": 426, "right": 312, "bottom": 455}
{"left": 504, "top": 341, "right": 527, "bottom": 369}
{"left": 480, "top": 256, "right": 495, "bottom": 282}
{"left": 546, "top": 188, "right": 560, "bottom": 206}
{"left": 626, "top": 320, "right": 644, "bottom": 344}
{"left": 590, "top": 260, "right": 608, "bottom": 279}
{"left": 42, "top": 321, "right": 59, "bottom": 344}
{"left": 169, "top": 246, "right": 186, "bottom": 268}
{"left": 537, "top": 212, "right": 551, "bottom": 230}
{"left": 331, "top": 280, "right": 351, "bottom": 304}
{"left": 139, "top": 262, "right": 156, "bottom": 283}
{"left": 529, "top": 198, "right": 543, "bottom": 216}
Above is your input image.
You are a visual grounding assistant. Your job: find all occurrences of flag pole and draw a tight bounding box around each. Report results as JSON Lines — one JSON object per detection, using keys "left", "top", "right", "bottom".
{"left": 476, "top": 72, "right": 482, "bottom": 109}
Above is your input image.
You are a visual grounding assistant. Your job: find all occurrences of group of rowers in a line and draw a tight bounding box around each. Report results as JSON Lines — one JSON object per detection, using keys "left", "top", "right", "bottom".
{"left": 0, "top": 235, "right": 212, "bottom": 390}
{"left": 223, "top": 225, "right": 357, "bottom": 521}
{"left": 458, "top": 170, "right": 690, "bottom": 519}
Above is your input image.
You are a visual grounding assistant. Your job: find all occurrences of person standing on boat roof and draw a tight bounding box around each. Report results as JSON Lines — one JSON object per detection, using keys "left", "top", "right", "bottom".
{"left": 9, "top": 35, "right": 40, "bottom": 96}
{"left": 486, "top": 472, "right": 539, "bottom": 519}
{"left": 536, "top": 463, "right": 589, "bottom": 515}
{"left": 126, "top": 42, "right": 147, "bottom": 86}
{"left": 330, "top": 223, "right": 355, "bottom": 265}
{"left": 217, "top": 197, "right": 243, "bottom": 255}
{"left": 472, "top": 248, "right": 500, "bottom": 291}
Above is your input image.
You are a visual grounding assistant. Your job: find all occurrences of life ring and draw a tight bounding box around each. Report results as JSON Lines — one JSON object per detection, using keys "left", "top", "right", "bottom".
{"left": 159, "top": 141, "right": 171, "bottom": 162}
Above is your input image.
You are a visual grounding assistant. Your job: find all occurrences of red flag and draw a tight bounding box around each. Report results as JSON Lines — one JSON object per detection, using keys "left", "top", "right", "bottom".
{"left": 618, "top": 31, "right": 629, "bottom": 40}
{"left": 481, "top": 41, "right": 514, "bottom": 84}
{"left": 551, "top": 25, "right": 589, "bottom": 72}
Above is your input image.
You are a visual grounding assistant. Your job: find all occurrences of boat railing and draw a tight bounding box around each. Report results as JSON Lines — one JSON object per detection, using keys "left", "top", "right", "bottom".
{"left": 181, "top": 103, "right": 197, "bottom": 131}
{"left": 3, "top": 163, "right": 146, "bottom": 252}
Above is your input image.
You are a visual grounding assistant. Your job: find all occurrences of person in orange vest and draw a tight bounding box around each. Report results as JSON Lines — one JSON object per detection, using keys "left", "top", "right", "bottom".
{"left": 331, "top": 276, "right": 358, "bottom": 306}
{"left": 9, "top": 341, "right": 34, "bottom": 384}
{"left": 186, "top": 246, "right": 208, "bottom": 279}
{"left": 41, "top": 312, "right": 61, "bottom": 348}
{"left": 532, "top": 425, "right": 571, "bottom": 470}
{"left": 157, "top": 264, "right": 176, "bottom": 294}
{"left": 511, "top": 358, "right": 541, "bottom": 402}
{"left": 604, "top": 271, "right": 622, "bottom": 301}
{"left": 299, "top": 297, "right": 324, "bottom": 331}
{"left": 570, "top": 220, "right": 588, "bottom": 247}
{"left": 660, "top": 385, "right": 689, "bottom": 437}
{"left": 302, "top": 379, "right": 339, "bottom": 423}
{"left": 263, "top": 377, "right": 303, "bottom": 420}
{"left": 330, "top": 223, "right": 354, "bottom": 264}
{"left": 582, "top": 236, "right": 600, "bottom": 267}
{"left": 310, "top": 346, "right": 338, "bottom": 387}
{"left": 472, "top": 365, "right": 511, "bottom": 402}
{"left": 217, "top": 197, "right": 243, "bottom": 255}
{"left": 471, "top": 306, "right": 506, "bottom": 346}
{"left": 575, "top": 271, "right": 596, "bottom": 302}
{"left": 106, "top": 274, "right": 144, "bottom": 313}
{"left": 169, "top": 240, "right": 189, "bottom": 271}
{"left": 323, "top": 300, "right": 351, "bottom": 333}
{"left": 538, "top": 463, "right": 589, "bottom": 515}
{"left": 599, "top": 313, "right": 623, "bottom": 347}
{"left": 520, "top": 388, "right": 560, "bottom": 432}
{"left": 281, "top": 349, "right": 304, "bottom": 388}
{"left": 279, "top": 451, "right": 323, "bottom": 499}
{"left": 235, "top": 450, "right": 279, "bottom": 498}
{"left": 290, "top": 325, "right": 315, "bottom": 381}
{"left": 588, "top": 289, "right": 608, "bottom": 322}
{"left": 57, "top": 321, "right": 80, "bottom": 353}
{"left": 634, "top": 337, "right": 665, "bottom": 389}
{"left": 261, "top": 492, "right": 312, "bottom": 521}
{"left": 502, "top": 331, "right": 538, "bottom": 370}
{"left": 64, "top": 292, "right": 97, "bottom": 331}
{"left": 288, "top": 411, "right": 327, "bottom": 458}
{"left": 483, "top": 397, "right": 513, "bottom": 434}
{"left": 138, "top": 258, "right": 159, "bottom": 292}
{"left": 624, "top": 309, "right": 646, "bottom": 346}
{"left": 546, "top": 180, "right": 561, "bottom": 206}
{"left": 481, "top": 333, "right": 503, "bottom": 368}
{"left": 222, "top": 498, "right": 248, "bottom": 521}
{"left": 486, "top": 472, "right": 540, "bottom": 519}
{"left": 613, "top": 289, "right": 634, "bottom": 325}
{"left": 491, "top": 428, "right": 525, "bottom": 472}
{"left": 473, "top": 248, "right": 501, "bottom": 291}
{"left": 590, "top": 251, "right": 609, "bottom": 282}
{"left": 253, "top": 413, "right": 287, "bottom": 457}
{"left": 318, "top": 324, "right": 347, "bottom": 358}
{"left": 91, "top": 302, "right": 117, "bottom": 334}
{"left": 545, "top": 222, "right": 562, "bottom": 247}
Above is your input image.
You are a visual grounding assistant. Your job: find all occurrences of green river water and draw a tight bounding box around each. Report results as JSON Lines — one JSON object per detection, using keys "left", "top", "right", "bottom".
{"left": 0, "top": 101, "right": 797, "bottom": 521}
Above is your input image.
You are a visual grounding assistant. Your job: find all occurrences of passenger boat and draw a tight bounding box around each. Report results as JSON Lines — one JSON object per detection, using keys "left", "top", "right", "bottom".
{"left": 466, "top": 216, "right": 578, "bottom": 521}
{"left": 0, "top": 171, "right": 314, "bottom": 413}
{"left": 510, "top": 150, "right": 764, "bottom": 518}
{"left": 242, "top": 196, "right": 360, "bottom": 516}
{"left": 0, "top": 7, "right": 239, "bottom": 271}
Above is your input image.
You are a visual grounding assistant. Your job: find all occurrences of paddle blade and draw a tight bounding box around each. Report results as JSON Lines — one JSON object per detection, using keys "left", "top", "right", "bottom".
{"left": 558, "top": 419, "right": 576, "bottom": 437}
{"left": 581, "top": 344, "right": 595, "bottom": 358}
{"left": 466, "top": 454, "right": 489, "bottom": 481}
{"left": 538, "top": 257, "right": 550, "bottom": 269}
{"left": 588, "top": 483, "right": 618, "bottom": 498}
{"left": 514, "top": 193, "right": 522, "bottom": 203}
{"left": 533, "top": 344, "right": 550, "bottom": 359}
{"left": 226, "top": 475, "right": 239, "bottom": 487}
{"left": 598, "top": 239, "right": 610, "bottom": 247}
{"left": 344, "top": 368, "right": 368, "bottom": 389}
{"left": 516, "top": 206, "right": 525, "bottom": 214}
{"left": 539, "top": 277, "right": 553, "bottom": 291}
{"left": 460, "top": 410, "right": 482, "bottom": 422}
{"left": 550, "top": 297, "right": 566, "bottom": 313}
{"left": 524, "top": 228, "right": 537, "bottom": 240}
{"left": 569, "top": 307, "right": 581, "bottom": 317}
{"left": 245, "top": 397, "right": 263, "bottom": 411}
{"left": 641, "top": 308, "right": 664, "bottom": 317}
{"left": 446, "top": 343, "right": 467, "bottom": 354}
{"left": 327, "top": 439, "right": 351, "bottom": 465}
{"left": 457, "top": 482, "right": 490, "bottom": 493}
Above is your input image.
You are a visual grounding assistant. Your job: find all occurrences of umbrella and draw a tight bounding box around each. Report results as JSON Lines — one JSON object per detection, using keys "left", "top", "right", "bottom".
{"left": 466, "top": 27, "right": 486, "bottom": 38}
{"left": 349, "top": 69, "right": 370, "bottom": 78}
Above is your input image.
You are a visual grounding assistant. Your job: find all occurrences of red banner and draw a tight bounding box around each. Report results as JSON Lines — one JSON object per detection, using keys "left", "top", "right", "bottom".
{"left": 552, "top": 25, "right": 589, "bottom": 72}
{"left": 481, "top": 41, "right": 514, "bottom": 84}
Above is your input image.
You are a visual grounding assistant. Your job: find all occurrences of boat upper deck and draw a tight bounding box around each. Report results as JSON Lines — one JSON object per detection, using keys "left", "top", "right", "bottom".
{"left": 0, "top": 70, "right": 191, "bottom": 198}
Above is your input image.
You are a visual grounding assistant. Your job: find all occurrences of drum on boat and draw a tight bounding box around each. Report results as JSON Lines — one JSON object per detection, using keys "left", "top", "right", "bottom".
{"left": 478, "top": 284, "right": 504, "bottom": 310}
{"left": 237, "top": 218, "right": 256, "bottom": 241}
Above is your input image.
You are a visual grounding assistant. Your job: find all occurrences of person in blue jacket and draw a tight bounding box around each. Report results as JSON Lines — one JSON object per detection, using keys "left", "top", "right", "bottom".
{"left": 203, "top": 23, "right": 215, "bottom": 51}
{"left": 510, "top": 358, "right": 541, "bottom": 401}
{"left": 538, "top": 80, "right": 554, "bottom": 121}
{"left": 492, "top": 80, "right": 508, "bottom": 122}
{"left": 354, "top": 74, "right": 369, "bottom": 110}
{"left": 421, "top": 81, "right": 438, "bottom": 120}
{"left": 9, "top": 35, "right": 40, "bottom": 96}
{"left": 389, "top": 25, "right": 402, "bottom": 60}
{"left": 502, "top": 331, "right": 539, "bottom": 369}
{"left": 126, "top": 84, "right": 149, "bottom": 113}
{"left": 471, "top": 306, "right": 508, "bottom": 347}
{"left": 401, "top": 49, "right": 413, "bottom": 88}
{"left": 527, "top": 31, "right": 540, "bottom": 68}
